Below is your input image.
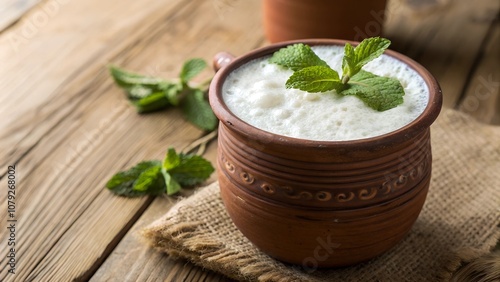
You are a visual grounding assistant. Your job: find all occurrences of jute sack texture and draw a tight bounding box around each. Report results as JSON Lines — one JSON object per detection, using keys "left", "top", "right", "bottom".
{"left": 142, "top": 109, "right": 500, "bottom": 282}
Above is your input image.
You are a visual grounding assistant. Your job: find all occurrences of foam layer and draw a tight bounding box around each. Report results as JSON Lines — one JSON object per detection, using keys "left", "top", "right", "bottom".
{"left": 222, "top": 46, "right": 429, "bottom": 141}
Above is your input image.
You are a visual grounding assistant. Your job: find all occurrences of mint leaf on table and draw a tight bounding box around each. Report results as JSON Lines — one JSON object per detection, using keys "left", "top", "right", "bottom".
{"left": 161, "top": 148, "right": 215, "bottom": 195}
{"left": 162, "top": 148, "right": 215, "bottom": 193}
{"left": 126, "top": 85, "right": 154, "bottom": 100}
{"left": 162, "top": 171, "right": 182, "bottom": 196}
{"left": 132, "top": 92, "right": 171, "bottom": 113}
{"left": 106, "top": 161, "right": 162, "bottom": 197}
{"left": 163, "top": 148, "right": 181, "bottom": 170}
{"left": 286, "top": 66, "right": 344, "bottom": 93}
{"left": 341, "top": 70, "right": 405, "bottom": 111}
{"left": 179, "top": 58, "right": 207, "bottom": 84}
{"left": 181, "top": 89, "right": 218, "bottom": 131}
{"left": 269, "top": 37, "right": 404, "bottom": 111}
{"left": 269, "top": 43, "right": 328, "bottom": 71}
{"left": 109, "top": 66, "right": 176, "bottom": 112}
{"left": 163, "top": 83, "right": 183, "bottom": 106}
{"left": 341, "top": 37, "right": 391, "bottom": 83}
{"left": 106, "top": 148, "right": 214, "bottom": 197}
{"left": 108, "top": 59, "right": 217, "bottom": 131}
{"left": 168, "top": 155, "right": 215, "bottom": 187}
{"left": 109, "top": 66, "right": 167, "bottom": 90}
{"left": 133, "top": 165, "right": 164, "bottom": 194}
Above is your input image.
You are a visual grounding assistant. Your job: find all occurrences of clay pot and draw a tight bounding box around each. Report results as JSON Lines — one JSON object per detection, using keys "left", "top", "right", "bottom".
{"left": 263, "top": 0, "right": 388, "bottom": 43}
{"left": 209, "top": 39, "right": 442, "bottom": 268}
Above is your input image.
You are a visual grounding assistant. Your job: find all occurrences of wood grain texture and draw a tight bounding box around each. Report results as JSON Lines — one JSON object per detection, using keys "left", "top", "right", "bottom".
{"left": 90, "top": 165, "right": 233, "bottom": 282}
{"left": 91, "top": 0, "right": 264, "bottom": 280}
{"left": 384, "top": 0, "right": 499, "bottom": 108}
{"left": 0, "top": 0, "right": 41, "bottom": 32}
{"left": 459, "top": 23, "right": 500, "bottom": 124}
{"left": 0, "top": 0, "right": 186, "bottom": 177}
{"left": 0, "top": 0, "right": 210, "bottom": 280}
{"left": 0, "top": 0, "right": 498, "bottom": 281}
{"left": 0, "top": 0, "right": 263, "bottom": 280}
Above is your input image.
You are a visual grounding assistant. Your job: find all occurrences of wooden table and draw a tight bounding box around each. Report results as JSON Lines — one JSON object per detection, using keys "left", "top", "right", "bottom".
{"left": 1, "top": 0, "right": 498, "bottom": 281}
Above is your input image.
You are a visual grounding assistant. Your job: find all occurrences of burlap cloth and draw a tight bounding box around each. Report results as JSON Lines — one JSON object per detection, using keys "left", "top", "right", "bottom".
{"left": 142, "top": 109, "right": 500, "bottom": 281}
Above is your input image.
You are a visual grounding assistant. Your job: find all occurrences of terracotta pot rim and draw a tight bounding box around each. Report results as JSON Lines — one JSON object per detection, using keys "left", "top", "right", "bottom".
{"left": 209, "top": 38, "right": 442, "bottom": 148}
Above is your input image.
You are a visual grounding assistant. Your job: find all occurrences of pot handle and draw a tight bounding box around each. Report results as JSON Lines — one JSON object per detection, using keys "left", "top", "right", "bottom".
{"left": 213, "top": 52, "right": 235, "bottom": 72}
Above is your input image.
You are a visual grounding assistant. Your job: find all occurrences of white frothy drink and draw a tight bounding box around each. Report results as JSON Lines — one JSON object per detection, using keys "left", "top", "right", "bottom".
{"left": 222, "top": 46, "right": 429, "bottom": 141}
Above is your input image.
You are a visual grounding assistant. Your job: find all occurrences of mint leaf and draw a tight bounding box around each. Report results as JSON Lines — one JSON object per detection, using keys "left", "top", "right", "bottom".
{"left": 106, "top": 161, "right": 161, "bottom": 197}
{"left": 269, "top": 37, "right": 403, "bottom": 112}
{"left": 169, "top": 154, "right": 215, "bottom": 186}
{"left": 109, "top": 66, "right": 177, "bottom": 111}
{"left": 163, "top": 170, "right": 182, "bottom": 195}
{"left": 132, "top": 92, "right": 170, "bottom": 113}
{"left": 269, "top": 43, "right": 328, "bottom": 71}
{"left": 341, "top": 43, "right": 356, "bottom": 83}
{"left": 126, "top": 82, "right": 170, "bottom": 97}
{"left": 181, "top": 89, "right": 218, "bottom": 131}
{"left": 126, "top": 85, "right": 154, "bottom": 100}
{"left": 109, "top": 66, "right": 166, "bottom": 88}
{"left": 342, "top": 37, "right": 391, "bottom": 81}
{"left": 162, "top": 147, "right": 214, "bottom": 193}
{"left": 133, "top": 165, "right": 164, "bottom": 195}
{"left": 161, "top": 83, "right": 182, "bottom": 106}
{"left": 109, "top": 60, "right": 218, "bottom": 129}
{"left": 106, "top": 148, "right": 214, "bottom": 197}
{"left": 286, "top": 66, "right": 344, "bottom": 93}
{"left": 341, "top": 70, "right": 405, "bottom": 111}
{"left": 163, "top": 148, "right": 181, "bottom": 170}
{"left": 180, "top": 58, "right": 207, "bottom": 84}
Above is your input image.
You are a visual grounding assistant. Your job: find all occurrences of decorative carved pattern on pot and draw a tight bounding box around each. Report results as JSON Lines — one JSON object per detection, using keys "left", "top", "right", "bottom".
{"left": 240, "top": 171, "right": 255, "bottom": 184}
{"left": 336, "top": 192, "right": 355, "bottom": 202}
{"left": 222, "top": 155, "right": 235, "bottom": 173}
{"left": 220, "top": 152, "right": 431, "bottom": 204}
{"left": 278, "top": 185, "right": 313, "bottom": 200}
{"left": 358, "top": 188, "right": 378, "bottom": 200}
{"left": 260, "top": 183, "right": 275, "bottom": 194}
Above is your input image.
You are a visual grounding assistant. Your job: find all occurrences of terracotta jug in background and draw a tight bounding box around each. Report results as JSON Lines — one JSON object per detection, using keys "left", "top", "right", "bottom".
{"left": 263, "top": 0, "right": 388, "bottom": 43}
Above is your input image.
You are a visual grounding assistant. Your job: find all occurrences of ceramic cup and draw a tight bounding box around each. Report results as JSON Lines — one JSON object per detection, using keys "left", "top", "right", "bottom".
{"left": 209, "top": 39, "right": 442, "bottom": 268}
{"left": 263, "top": 0, "right": 388, "bottom": 43}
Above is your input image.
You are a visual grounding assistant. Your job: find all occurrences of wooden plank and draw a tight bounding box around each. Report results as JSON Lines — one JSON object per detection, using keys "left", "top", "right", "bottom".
{"left": 90, "top": 0, "right": 265, "bottom": 280}
{"left": 458, "top": 24, "right": 500, "bottom": 124}
{"left": 1, "top": 0, "right": 493, "bottom": 281}
{"left": 90, "top": 150, "right": 232, "bottom": 282}
{"left": 0, "top": 83, "right": 204, "bottom": 281}
{"left": 91, "top": 1, "right": 498, "bottom": 280}
{"left": 0, "top": 0, "right": 41, "bottom": 32}
{"left": 0, "top": 0, "right": 264, "bottom": 280}
{"left": 0, "top": 0, "right": 186, "bottom": 176}
{"left": 0, "top": 0, "right": 203, "bottom": 280}
{"left": 384, "top": 0, "right": 499, "bottom": 108}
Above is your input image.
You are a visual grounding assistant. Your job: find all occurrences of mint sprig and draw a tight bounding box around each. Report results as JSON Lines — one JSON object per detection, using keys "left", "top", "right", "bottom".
{"left": 106, "top": 148, "right": 214, "bottom": 197}
{"left": 109, "top": 58, "right": 217, "bottom": 131}
{"left": 270, "top": 37, "right": 405, "bottom": 111}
